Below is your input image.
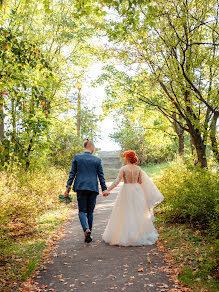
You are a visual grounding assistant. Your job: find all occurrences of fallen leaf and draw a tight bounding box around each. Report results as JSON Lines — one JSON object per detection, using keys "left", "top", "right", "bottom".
{"left": 147, "top": 257, "right": 152, "bottom": 263}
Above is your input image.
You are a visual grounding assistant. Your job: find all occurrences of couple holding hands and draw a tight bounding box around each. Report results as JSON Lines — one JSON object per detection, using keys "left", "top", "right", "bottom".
{"left": 64, "top": 140, "right": 163, "bottom": 246}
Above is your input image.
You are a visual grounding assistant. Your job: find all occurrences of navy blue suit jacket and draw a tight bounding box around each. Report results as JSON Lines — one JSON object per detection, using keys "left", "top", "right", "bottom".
{"left": 66, "top": 151, "right": 107, "bottom": 194}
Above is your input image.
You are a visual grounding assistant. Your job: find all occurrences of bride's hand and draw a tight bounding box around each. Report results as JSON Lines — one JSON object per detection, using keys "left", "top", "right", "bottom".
{"left": 103, "top": 190, "right": 110, "bottom": 197}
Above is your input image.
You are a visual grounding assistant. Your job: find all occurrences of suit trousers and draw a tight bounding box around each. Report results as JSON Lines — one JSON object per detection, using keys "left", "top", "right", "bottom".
{"left": 76, "top": 190, "right": 98, "bottom": 232}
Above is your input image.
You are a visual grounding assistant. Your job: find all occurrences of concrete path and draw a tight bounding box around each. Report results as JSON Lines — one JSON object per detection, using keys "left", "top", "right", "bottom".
{"left": 34, "top": 152, "right": 175, "bottom": 291}
{"left": 35, "top": 187, "right": 174, "bottom": 292}
{"left": 98, "top": 151, "right": 122, "bottom": 180}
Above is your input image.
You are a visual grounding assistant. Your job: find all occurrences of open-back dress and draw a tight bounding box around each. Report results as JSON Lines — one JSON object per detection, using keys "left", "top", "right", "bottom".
{"left": 102, "top": 165, "right": 164, "bottom": 246}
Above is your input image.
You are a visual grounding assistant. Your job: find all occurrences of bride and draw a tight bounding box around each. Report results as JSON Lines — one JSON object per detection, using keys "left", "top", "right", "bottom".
{"left": 102, "top": 150, "right": 164, "bottom": 246}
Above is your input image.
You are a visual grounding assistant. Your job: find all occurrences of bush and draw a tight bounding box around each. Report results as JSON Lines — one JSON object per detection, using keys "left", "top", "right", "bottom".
{"left": 0, "top": 166, "right": 68, "bottom": 235}
{"left": 155, "top": 158, "right": 219, "bottom": 235}
{"left": 110, "top": 123, "right": 176, "bottom": 165}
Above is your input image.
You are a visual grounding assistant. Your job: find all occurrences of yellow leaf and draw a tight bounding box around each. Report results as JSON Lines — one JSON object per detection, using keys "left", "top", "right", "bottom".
{"left": 147, "top": 257, "right": 151, "bottom": 263}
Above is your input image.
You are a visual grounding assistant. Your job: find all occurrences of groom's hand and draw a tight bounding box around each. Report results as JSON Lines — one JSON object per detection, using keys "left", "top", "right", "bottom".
{"left": 103, "top": 190, "right": 110, "bottom": 197}
{"left": 64, "top": 190, "right": 70, "bottom": 197}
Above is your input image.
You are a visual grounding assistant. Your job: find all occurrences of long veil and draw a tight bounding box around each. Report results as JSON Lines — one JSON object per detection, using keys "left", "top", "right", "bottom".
{"left": 140, "top": 170, "right": 164, "bottom": 221}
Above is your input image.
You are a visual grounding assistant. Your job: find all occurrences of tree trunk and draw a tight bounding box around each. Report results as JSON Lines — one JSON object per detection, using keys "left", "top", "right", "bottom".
{"left": 0, "top": 92, "right": 11, "bottom": 165}
{"left": 172, "top": 114, "right": 185, "bottom": 155}
{"left": 25, "top": 138, "right": 33, "bottom": 170}
{"left": 0, "top": 92, "right": 4, "bottom": 140}
{"left": 190, "top": 135, "right": 195, "bottom": 155}
{"left": 190, "top": 129, "right": 208, "bottom": 168}
{"left": 178, "top": 128, "right": 184, "bottom": 156}
{"left": 209, "top": 113, "right": 219, "bottom": 163}
{"left": 11, "top": 97, "right": 17, "bottom": 149}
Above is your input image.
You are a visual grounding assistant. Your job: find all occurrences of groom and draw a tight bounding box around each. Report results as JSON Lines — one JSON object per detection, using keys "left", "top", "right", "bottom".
{"left": 64, "top": 139, "right": 109, "bottom": 243}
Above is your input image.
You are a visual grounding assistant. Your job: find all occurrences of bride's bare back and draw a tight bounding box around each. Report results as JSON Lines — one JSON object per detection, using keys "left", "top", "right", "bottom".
{"left": 108, "top": 165, "right": 142, "bottom": 191}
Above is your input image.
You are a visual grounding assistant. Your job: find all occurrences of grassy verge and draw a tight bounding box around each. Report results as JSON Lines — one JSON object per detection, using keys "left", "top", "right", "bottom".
{"left": 0, "top": 204, "right": 73, "bottom": 291}
{"left": 142, "top": 161, "right": 170, "bottom": 178}
{"left": 155, "top": 218, "right": 218, "bottom": 292}
{"left": 152, "top": 158, "right": 219, "bottom": 291}
{"left": 0, "top": 166, "right": 75, "bottom": 291}
{"left": 145, "top": 160, "right": 219, "bottom": 291}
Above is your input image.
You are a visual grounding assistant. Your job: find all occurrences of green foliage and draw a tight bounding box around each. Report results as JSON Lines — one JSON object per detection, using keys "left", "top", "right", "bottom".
{"left": 0, "top": 0, "right": 103, "bottom": 169}
{"left": 0, "top": 207, "right": 71, "bottom": 291}
{"left": 48, "top": 112, "right": 100, "bottom": 169}
{"left": 80, "top": 106, "right": 100, "bottom": 141}
{"left": 142, "top": 161, "right": 170, "bottom": 178}
{"left": 155, "top": 158, "right": 219, "bottom": 234}
{"left": 98, "top": 0, "right": 219, "bottom": 167}
{"left": 98, "top": 66, "right": 180, "bottom": 164}
{"left": 0, "top": 163, "right": 73, "bottom": 289}
{"left": 0, "top": 166, "right": 68, "bottom": 233}
{"left": 48, "top": 119, "right": 83, "bottom": 168}
{"left": 110, "top": 116, "right": 177, "bottom": 164}
{"left": 156, "top": 222, "right": 219, "bottom": 290}
{"left": 0, "top": 23, "right": 55, "bottom": 168}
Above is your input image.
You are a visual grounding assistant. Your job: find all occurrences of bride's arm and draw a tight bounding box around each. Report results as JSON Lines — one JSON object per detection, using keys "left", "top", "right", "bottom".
{"left": 107, "top": 167, "right": 124, "bottom": 192}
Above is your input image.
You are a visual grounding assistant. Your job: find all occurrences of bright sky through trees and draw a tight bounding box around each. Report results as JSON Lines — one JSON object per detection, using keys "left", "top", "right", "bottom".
{"left": 83, "top": 62, "right": 120, "bottom": 151}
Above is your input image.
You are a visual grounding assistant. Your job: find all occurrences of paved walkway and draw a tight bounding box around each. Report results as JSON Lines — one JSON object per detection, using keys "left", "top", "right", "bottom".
{"left": 35, "top": 185, "right": 174, "bottom": 292}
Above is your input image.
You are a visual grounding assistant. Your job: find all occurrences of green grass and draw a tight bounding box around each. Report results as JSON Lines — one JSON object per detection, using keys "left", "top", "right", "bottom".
{"left": 1, "top": 161, "right": 217, "bottom": 291}
{"left": 142, "top": 161, "right": 170, "bottom": 178}
{"left": 155, "top": 215, "right": 219, "bottom": 291}
{"left": 0, "top": 204, "right": 73, "bottom": 291}
{"left": 148, "top": 161, "right": 219, "bottom": 291}
{"left": 103, "top": 161, "right": 171, "bottom": 181}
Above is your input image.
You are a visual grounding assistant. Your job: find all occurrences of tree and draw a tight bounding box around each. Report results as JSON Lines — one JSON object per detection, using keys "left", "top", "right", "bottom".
{"left": 98, "top": 0, "right": 219, "bottom": 167}
{"left": 49, "top": 108, "right": 100, "bottom": 168}
{"left": 0, "top": 26, "right": 54, "bottom": 168}
{"left": 49, "top": 118, "right": 83, "bottom": 168}
{"left": 97, "top": 66, "right": 185, "bottom": 156}
{"left": 0, "top": 0, "right": 104, "bottom": 168}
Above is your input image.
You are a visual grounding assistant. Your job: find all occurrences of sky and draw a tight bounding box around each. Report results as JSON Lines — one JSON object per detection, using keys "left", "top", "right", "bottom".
{"left": 79, "top": 62, "right": 121, "bottom": 151}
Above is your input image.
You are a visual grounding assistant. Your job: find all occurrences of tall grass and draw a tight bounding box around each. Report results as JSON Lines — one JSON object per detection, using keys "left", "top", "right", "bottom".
{"left": 154, "top": 158, "right": 219, "bottom": 291}
{"left": 0, "top": 166, "right": 73, "bottom": 290}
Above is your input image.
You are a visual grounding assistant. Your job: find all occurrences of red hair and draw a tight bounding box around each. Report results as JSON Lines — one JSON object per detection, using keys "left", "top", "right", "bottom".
{"left": 123, "top": 150, "right": 138, "bottom": 164}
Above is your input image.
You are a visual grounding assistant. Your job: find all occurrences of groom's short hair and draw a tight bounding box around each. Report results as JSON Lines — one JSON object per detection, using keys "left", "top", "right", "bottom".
{"left": 84, "top": 139, "right": 94, "bottom": 149}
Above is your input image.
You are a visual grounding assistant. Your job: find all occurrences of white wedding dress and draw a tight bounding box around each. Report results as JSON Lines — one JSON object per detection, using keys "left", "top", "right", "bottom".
{"left": 102, "top": 164, "right": 164, "bottom": 246}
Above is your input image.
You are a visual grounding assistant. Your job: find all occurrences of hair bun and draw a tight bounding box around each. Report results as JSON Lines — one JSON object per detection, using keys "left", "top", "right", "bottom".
{"left": 83, "top": 139, "right": 94, "bottom": 149}
{"left": 123, "top": 150, "right": 138, "bottom": 164}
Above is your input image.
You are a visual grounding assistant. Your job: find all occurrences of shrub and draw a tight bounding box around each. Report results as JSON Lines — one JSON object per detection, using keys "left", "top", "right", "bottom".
{"left": 110, "top": 120, "right": 177, "bottom": 165}
{"left": 155, "top": 158, "right": 219, "bottom": 235}
{"left": 0, "top": 166, "right": 68, "bottom": 236}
